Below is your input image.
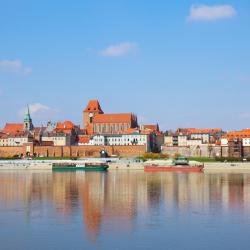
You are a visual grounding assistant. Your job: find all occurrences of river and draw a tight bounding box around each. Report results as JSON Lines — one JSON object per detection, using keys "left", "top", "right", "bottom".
{"left": 0, "top": 170, "right": 250, "bottom": 250}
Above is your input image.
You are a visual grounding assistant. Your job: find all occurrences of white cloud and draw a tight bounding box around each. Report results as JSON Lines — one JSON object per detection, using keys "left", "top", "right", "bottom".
{"left": 100, "top": 42, "right": 137, "bottom": 57}
{"left": 19, "top": 103, "right": 50, "bottom": 116}
{"left": 29, "top": 103, "right": 50, "bottom": 115}
{"left": 0, "top": 59, "right": 32, "bottom": 75}
{"left": 18, "top": 103, "right": 61, "bottom": 122}
{"left": 187, "top": 4, "right": 236, "bottom": 22}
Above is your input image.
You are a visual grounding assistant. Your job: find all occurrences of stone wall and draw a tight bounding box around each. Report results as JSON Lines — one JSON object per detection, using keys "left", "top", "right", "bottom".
{"left": 0, "top": 145, "right": 146, "bottom": 158}
{"left": 221, "top": 146, "right": 229, "bottom": 158}
{"left": 162, "top": 145, "right": 222, "bottom": 158}
{"left": 243, "top": 147, "right": 250, "bottom": 158}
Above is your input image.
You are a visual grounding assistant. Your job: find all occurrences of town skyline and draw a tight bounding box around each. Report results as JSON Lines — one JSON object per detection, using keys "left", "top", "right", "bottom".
{"left": 1, "top": 1, "right": 250, "bottom": 130}
{"left": 1, "top": 100, "right": 249, "bottom": 132}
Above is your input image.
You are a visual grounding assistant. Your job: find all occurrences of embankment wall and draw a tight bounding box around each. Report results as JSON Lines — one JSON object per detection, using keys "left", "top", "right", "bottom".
{"left": 0, "top": 145, "right": 146, "bottom": 158}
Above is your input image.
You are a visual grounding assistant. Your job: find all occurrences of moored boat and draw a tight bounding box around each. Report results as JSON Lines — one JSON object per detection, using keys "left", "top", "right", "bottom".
{"left": 52, "top": 162, "right": 109, "bottom": 171}
{"left": 144, "top": 157, "right": 204, "bottom": 172}
{"left": 144, "top": 165, "right": 204, "bottom": 172}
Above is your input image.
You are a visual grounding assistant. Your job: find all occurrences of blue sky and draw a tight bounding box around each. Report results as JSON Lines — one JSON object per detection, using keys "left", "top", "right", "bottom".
{"left": 0, "top": 0, "right": 249, "bottom": 131}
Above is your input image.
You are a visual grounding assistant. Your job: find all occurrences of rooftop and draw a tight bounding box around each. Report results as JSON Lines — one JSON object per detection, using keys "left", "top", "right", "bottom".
{"left": 2, "top": 123, "right": 24, "bottom": 133}
{"left": 93, "top": 113, "right": 134, "bottom": 124}
{"left": 84, "top": 100, "right": 103, "bottom": 113}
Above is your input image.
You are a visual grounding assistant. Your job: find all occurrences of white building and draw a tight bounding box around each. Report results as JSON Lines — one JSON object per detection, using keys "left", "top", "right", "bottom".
{"left": 0, "top": 134, "right": 8, "bottom": 146}
{"left": 41, "top": 133, "right": 71, "bottom": 146}
{"left": 164, "top": 135, "right": 174, "bottom": 146}
{"left": 0, "top": 132, "right": 33, "bottom": 147}
{"left": 221, "top": 138, "right": 229, "bottom": 146}
{"left": 178, "top": 135, "right": 188, "bottom": 146}
{"left": 190, "top": 133, "right": 210, "bottom": 144}
{"left": 243, "top": 138, "right": 250, "bottom": 146}
{"left": 79, "top": 133, "right": 150, "bottom": 151}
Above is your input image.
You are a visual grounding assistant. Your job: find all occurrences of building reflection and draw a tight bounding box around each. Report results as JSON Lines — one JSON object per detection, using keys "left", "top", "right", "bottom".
{"left": 1, "top": 171, "right": 250, "bottom": 241}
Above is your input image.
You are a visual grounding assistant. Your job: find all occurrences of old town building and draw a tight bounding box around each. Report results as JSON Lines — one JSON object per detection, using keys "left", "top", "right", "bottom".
{"left": 221, "top": 129, "right": 250, "bottom": 158}
{"left": 78, "top": 130, "right": 150, "bottom": 151}
{"left": 0, "top": 107, "right": 34, "bottom": 147}
{"left": 83, "top": 100, "right": 138, "bottom": 135}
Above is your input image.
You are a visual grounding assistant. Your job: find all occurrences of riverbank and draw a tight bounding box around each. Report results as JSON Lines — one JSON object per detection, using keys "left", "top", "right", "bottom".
{"left": 1, "top": 159, "right": 250, "bottom": 172}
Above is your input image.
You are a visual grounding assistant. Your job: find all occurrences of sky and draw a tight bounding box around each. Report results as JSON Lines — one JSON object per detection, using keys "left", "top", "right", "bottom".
{"left": 0, "top": 0, "right": 250, "bottom": 131}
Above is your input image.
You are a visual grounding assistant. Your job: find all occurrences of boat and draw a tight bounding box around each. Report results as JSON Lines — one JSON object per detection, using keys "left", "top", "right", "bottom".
{"left": 144, "top": 157, "right": 204, "bottom": 172}
{"left": 52, "top": 162, "right": 109, "bottom": 171}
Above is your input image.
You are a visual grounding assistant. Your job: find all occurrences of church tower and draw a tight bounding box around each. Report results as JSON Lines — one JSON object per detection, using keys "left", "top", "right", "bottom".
{"left": 23, "top": 105, "right": 34, "bottom": 131}
{"left": 83, "top": 100, "right": 103, "bottom": 130}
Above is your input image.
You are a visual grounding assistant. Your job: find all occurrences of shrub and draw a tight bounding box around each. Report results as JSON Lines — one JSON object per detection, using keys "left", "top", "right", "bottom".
{"left": 142, "top": 152, "right": 168, "bottom": 160}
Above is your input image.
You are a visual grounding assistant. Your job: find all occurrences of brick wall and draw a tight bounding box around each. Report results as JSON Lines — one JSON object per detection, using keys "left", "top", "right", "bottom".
{"left": 0, "top": 146, "right": 24, "bottom": 158}
{"left": 0, "top": 145, "right": 146, "bottom": 158}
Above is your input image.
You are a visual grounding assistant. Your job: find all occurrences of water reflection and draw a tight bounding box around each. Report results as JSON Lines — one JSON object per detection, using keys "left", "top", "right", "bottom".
{"left": 0, "top": 171, "right": 250, "bottom": 243}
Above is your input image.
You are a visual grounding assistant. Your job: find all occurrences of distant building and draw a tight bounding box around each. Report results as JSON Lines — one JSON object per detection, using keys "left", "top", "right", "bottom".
{"left": 221, "top": 129, "right": 250, "bottom": 158}
{"left": 0, "top": 107, "right": 34, "bottom": 147}
{"left": 228, "top": 139, "right": 243, "bottom": 158}
{"left": 40, "top": 121, "right": 79, "bottom": 146}
{"left": 78, "top": 131, "right": 150, "bottom": 151}
{"left": 41, "top": 132, "right": 72, "bottom": 146}
{"left": 165, "top": 128, "right": 223, "bottom": 147}
{"left": 83, "top": 100, "right": 138, "bottom": 135}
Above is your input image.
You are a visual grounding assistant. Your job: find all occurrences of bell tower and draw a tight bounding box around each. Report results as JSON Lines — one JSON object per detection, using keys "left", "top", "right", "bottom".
{"left": 83, "top": 100, "right": 103, "bottom": 129}
{"left": 23, "top": 105, "right": 34, "bottom": 131}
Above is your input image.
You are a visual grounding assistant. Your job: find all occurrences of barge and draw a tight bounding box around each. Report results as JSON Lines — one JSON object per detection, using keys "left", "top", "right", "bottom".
{"left": 52, "top": 162, "right": 109, "bottom": 171}
{"left": 144, "top": 157, "right": 204, "bottom": 172}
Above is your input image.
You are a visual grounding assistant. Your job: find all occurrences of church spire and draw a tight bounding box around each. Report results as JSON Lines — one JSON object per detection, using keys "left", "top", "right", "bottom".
{"left": 24, "top": 105, "right": 33, "bottom": 131}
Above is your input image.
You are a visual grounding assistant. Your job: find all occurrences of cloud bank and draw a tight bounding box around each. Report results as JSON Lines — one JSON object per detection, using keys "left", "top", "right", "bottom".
{"left": 0, "top": 59, "right": 32, "bottom": 75}
{"left": 188, "top": 4, "right": 236, "bottom": 22}
{"left": 100, "top": 42, "right": 137, "bottom": 57}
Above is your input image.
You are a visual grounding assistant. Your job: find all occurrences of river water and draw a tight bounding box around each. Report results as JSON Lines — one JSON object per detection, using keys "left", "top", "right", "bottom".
{"left": 0, "top": 170, "right": 250, "bottom": 250}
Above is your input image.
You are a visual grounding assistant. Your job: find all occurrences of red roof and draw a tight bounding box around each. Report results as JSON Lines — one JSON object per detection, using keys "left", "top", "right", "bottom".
{"left": 2, "top": 123, "right": 24, "bottom": 133}
{"left": 178, "top": 128, "right": 222, "bottom": 134}
{"left": 78, "top": 136, "right": 90, "bottom": 144}
{"left": 84, "top": 100, "right": 103, "bottom": 113}
{"left": 56, "top": 121, "right": 75, "bottom": 129}
{"left": 142, "top": 124, "right": 159, "bottom": 132}
{"left": 0, "top": 133, "right": 8, "bottom": 139}
{"left": 222, "top": 129, "right": 250, "bottom": 139}
{"left": 93, "top": 113, "right": 133, "bottom": 124}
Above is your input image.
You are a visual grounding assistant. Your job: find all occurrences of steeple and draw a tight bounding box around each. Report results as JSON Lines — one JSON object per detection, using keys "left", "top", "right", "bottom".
{"left": 23, "top": 105, "right": 33, "bottom": 131}
{"left": 83, "top": 100, "right": 104, "bottom": 129}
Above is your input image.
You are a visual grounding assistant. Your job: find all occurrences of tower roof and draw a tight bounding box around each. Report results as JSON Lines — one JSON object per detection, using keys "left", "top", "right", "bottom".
{"left": 84, "top": 100, "right": 103, "bottom": 113}
{"left": 24, "top": 105, "right": 32, "bottom": 123}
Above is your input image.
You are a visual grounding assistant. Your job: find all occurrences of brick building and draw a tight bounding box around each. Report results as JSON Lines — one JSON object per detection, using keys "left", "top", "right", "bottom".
{"left": 83, "top": 100, "right": 138, "bottom": 135}
{"left": 221, "top": 129, "right": 250, "bottom": 158}
{"left": 228, "top": 139, "right": 243, "bottom": 158}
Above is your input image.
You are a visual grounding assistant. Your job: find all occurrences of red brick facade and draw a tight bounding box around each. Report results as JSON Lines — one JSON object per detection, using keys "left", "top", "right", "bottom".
{"left": 83, "top": 100, "right": 138, "bottom": 135}
{"left": 0, "top": 145, "right": 146, "bottom": 158}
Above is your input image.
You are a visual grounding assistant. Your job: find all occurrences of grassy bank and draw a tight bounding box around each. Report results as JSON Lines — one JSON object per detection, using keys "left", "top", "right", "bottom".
{"left": 137, "top": 154, "right": 250, "bottom": 163}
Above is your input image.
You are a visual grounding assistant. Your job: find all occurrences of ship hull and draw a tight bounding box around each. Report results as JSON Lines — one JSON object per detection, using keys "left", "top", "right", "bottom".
{"left": 52, "top": 164, "right": 109, "bottom": 171}
{"left": 144, "top": 165, "right": 204, "bottom": 172}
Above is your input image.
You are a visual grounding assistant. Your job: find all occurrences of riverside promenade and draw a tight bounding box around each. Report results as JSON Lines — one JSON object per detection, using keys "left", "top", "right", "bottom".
{"left": 1, "top": 159, "right": 250, "bottom": 172}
